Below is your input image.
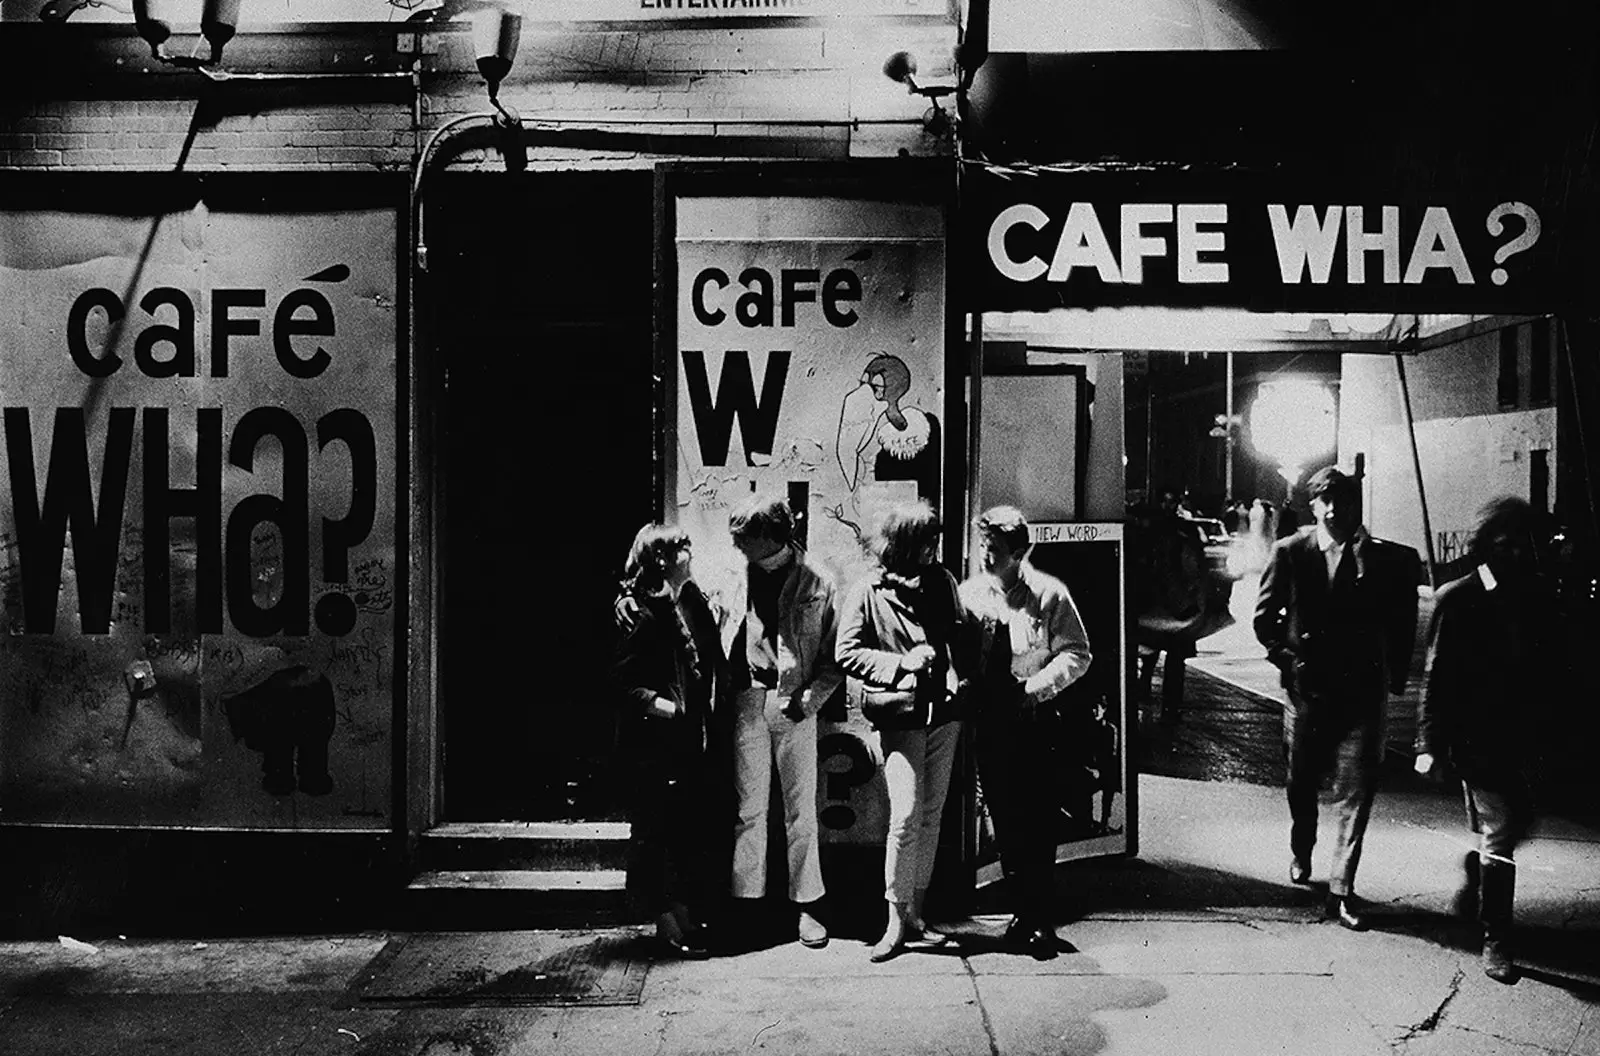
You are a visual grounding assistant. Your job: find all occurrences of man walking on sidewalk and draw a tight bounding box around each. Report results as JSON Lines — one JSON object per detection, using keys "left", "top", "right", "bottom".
{"left": 725, "top": 494, "right": 843, "bottom": 949}
{"left": 1415, "top": 497, "right": 1562, "bottom": 984}
{"left": 1255, "top": 466, "right": 1420, "bottom": 930}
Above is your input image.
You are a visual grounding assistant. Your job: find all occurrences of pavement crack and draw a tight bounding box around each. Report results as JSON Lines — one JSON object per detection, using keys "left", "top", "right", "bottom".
{"left": 749, "top": 1019, "right": 782, "bottom": 1050}
{"left": 962, "top": 956, "right": 1002, "bottom": 1056}
{"left": 1398, "top": 967, "right": 1465, "bottom": 1042}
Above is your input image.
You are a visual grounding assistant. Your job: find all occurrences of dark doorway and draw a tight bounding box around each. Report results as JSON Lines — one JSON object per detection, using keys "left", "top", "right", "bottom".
{"left": 429, "top": 171, "right": 655, "bottom": 821}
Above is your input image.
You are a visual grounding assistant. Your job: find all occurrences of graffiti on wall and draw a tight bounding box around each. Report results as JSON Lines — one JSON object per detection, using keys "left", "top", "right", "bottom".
{"left": 674, "top": 197, "right": 945, "bottom": 844}
{"left": 0, "top": 203, "right": 397, "bottom": 828}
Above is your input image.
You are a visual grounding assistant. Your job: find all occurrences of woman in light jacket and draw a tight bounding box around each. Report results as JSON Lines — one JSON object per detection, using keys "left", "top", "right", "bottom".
{"left": 611, "top": 524, "right": 727, "bottom": 958}
{"left": 836, "top": 502, "right": 973, "bottom": 961}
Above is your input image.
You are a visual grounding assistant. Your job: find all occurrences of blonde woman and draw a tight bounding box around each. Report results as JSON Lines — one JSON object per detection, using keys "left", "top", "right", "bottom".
{"left": 837, "top": 502, "right": 973, "bottom": 961}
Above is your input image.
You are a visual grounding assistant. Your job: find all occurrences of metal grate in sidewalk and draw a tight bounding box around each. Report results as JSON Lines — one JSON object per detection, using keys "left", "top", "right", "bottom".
{"left": 349, "top": 929, "right": 649, "bottom": 1007}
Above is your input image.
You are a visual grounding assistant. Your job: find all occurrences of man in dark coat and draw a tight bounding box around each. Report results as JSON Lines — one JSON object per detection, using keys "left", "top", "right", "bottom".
{"left": 1415, "top": 497, "right": 1560, "bottom": 984}
{"left": 1255, "top": 466, "right": 1421, "bottom": 930}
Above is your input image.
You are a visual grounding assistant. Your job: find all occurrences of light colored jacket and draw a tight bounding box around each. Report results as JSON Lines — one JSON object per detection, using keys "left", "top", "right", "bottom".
{"left": 960, "top": 562, "right": 1092, "bottom": 703}
{"left": 720, "top": 546, "right": 844, "bottom": 717}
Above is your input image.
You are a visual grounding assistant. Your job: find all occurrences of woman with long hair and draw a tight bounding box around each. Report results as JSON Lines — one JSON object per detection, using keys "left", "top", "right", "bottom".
{"left": 612, "top": 523, "right": 726, "bottom": 957}
{"left": 836, "top": 502, "right": 972, "bottom": 961}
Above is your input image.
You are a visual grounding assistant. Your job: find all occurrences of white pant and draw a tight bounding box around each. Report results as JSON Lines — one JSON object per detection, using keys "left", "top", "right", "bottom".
{"left": 881, "top": 721, "right": 962, "bottom": 905}
{"left": 731, "top": 687, "right": 825, "bottom": 903}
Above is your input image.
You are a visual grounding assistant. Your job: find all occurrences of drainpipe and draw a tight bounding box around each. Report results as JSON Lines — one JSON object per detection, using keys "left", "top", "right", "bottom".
{"left": 1394, "top": 352, "right": 1438, "bottom": 587}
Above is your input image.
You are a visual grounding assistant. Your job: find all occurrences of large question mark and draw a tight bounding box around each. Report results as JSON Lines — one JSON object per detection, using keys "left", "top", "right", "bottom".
{"left": 818, "top": 732, "right": 875, "bottom": 831}
{"left": 1485, "top": 202, "right": 1541, "bottom": 287}
{"left": 314, "top": 409, "right": 377, "bottom": 637}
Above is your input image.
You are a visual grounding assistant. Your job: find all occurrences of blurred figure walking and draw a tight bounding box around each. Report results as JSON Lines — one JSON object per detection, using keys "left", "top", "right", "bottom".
{"left": 1416, "top": 497, "right": 1563, "bottom": 984}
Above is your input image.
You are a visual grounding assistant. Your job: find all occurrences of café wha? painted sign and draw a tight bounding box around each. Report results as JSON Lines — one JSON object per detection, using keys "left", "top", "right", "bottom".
{"left": 0, "top": 201, "right": 397, "bottom": 828}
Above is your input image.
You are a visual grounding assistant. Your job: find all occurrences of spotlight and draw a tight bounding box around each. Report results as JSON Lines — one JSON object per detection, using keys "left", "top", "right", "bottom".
{"left": 473, "top": 5, "right": 523, "bottom": 103}
{"left": 882, "top": 50, "right": 920, "bottom": 93}
{"left": 882, "top": 49, "right": 957, "bottom": 139}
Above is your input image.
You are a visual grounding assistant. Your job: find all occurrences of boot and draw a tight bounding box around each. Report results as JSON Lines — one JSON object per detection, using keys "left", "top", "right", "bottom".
{"left": 1479, "top": 861, "right": 1519, "bottom": 984}
{"left": 1450, "top": 851, "right": 1480, "bottom": 921}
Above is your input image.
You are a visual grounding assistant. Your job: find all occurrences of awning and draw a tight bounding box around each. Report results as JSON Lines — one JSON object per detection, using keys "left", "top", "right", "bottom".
{"left": 958, "top": 160, "right": 1573, "bottom": 316}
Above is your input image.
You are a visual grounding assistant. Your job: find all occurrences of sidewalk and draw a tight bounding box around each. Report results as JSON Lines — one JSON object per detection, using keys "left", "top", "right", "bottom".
{"left": 2, "top": 773, "right": 1596, "bottom": 1056}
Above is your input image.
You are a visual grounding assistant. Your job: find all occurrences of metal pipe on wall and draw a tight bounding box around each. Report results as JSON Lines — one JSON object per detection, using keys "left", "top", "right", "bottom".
{"left": 1394, "top": 352, "right": 1438, "bottom": 587}
{"left": 967, "top": 312, "right": 985, "bottom": 577}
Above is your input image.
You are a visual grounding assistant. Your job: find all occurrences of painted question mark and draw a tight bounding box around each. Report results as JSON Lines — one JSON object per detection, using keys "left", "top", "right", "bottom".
{"left": 295, "top": 264, "right": 379, "bottom": 638}
{"left": 818, "top": 731, "right": 875, "bottom": 831}
{"left": 1485, "top": 202, "right": 1541, "bottom": 287}
{"left": 314, "top": 409, "right": 377, "bottom": 637}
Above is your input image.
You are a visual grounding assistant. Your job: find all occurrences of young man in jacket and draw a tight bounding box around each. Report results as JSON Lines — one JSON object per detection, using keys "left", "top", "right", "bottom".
{"left": 725, "top": 494, "right": 844, "bottom": 949}
{"left": 961, "top": 506, "right": 1093, "bottom": 958}
{"left": 1255, "top": 466, "right": 1420, "bottom": 930}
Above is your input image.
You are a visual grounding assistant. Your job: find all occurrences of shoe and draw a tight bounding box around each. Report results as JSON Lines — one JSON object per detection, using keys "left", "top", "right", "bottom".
{"left": 797, "top": 908, "right": 829, "bottom": 949}
{"left": 907, "top": 921, "right": 950, "bottom": 948}
{"left": 1289, "top": 857, "right": 1313, "bottom": 886}
{"left": 869, "top": 929, "right": 904, "bottom": 962}
{"left": 657, "top": 933, "right": 711, "bottom": 959}
{"left": 870, "top": 907, "right": 908, "bottom": 962}
{"left": 1482, "top": 940, "right": 1519, "bottom": 984}
{"left": 654, "top": 914, "right": 711, "bottom": 959}
{"left": 1326, "top": 896, "right": 1368, "bottom": 931}
{"left": 1025, "top": 926, "right": 1059, "bottom": 961}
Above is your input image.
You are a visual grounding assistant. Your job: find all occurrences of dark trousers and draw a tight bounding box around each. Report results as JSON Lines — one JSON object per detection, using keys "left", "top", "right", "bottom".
{"left": 1283, "top": 690, "right": 1385, "bottom": 897}
{"left": 1463, "top": 776, "right": 1533, "bottom": 944}
{"left": 627, "top": 757, "right": 717, "bottom": 919}
{"left": 976, "top": 698, "right": 1060, "bottom": 926}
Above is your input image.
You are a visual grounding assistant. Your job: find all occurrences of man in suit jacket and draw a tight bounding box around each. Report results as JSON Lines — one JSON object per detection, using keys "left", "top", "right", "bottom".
{"left": 1255, "top": 466, "right": 1421, "bottom": 930}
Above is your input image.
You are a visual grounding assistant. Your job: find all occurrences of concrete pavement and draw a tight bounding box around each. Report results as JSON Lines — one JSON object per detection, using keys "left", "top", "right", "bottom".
{"left": 1, "top": 772, "right": 1595, "bottom": 1056}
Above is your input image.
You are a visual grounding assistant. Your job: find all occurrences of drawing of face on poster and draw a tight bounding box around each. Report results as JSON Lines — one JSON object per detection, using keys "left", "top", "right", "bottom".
{"left": 836, "top": 352, "right": 942, "bottom": 512}
{"left": 674, "top": 197, "right": 945, "bottom": 601}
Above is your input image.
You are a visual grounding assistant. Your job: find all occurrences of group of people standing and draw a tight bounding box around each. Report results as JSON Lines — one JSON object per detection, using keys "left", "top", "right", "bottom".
{"left": 611, "top": 464, "right": 1558, "bottom": 986}
{"left": 611, "top": 496, "right": 1093, "bottom": 963}
{"left": 1254, "top": 465, "right": 1561, "bottom": 985}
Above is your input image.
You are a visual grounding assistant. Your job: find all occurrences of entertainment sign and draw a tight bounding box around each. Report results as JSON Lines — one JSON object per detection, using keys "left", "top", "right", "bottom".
{"left": 542, "top": 0, "right": 949, "bottom": 19}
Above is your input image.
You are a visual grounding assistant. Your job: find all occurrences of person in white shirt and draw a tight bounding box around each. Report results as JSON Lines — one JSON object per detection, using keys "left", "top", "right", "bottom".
{"left": 960, "top": 506, "right": 1092, "bottom": 959}
{"left": 724, "top": 494, "right": 843, "bottom": 950}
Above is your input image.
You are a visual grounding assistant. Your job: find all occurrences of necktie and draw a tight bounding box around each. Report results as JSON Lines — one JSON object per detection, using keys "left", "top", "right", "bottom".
{"left": 1332, "top": 544, "right": 1357, "bottom": 596}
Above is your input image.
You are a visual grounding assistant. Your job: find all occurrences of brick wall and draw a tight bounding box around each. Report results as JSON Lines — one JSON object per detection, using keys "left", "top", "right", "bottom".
{"left": 0, "top": 21, "right": 958, "bottom": 173}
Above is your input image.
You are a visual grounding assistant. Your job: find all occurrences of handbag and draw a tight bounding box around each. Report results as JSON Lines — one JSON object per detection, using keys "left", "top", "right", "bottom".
{"left": 858, "top": 673, "right": 926, "bottom": 728}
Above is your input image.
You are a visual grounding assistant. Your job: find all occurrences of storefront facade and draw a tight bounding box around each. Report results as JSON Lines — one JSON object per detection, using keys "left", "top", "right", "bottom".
{"left": 0, "top": 4, "right": 963, "bottom": 934}
{"left": 3, "top": 2, "right": 1595, "bottom": 934}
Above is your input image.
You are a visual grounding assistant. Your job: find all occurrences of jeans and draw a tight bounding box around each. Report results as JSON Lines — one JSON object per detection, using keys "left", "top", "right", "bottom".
{"left": 731, "top": 687, "right": 824, "bottom": 903}
{"left": 1463, "top": 776, "right": 1533, "bottom": 943}
{"left": 880, "top": 721, "right": 962, "bottom": 905}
